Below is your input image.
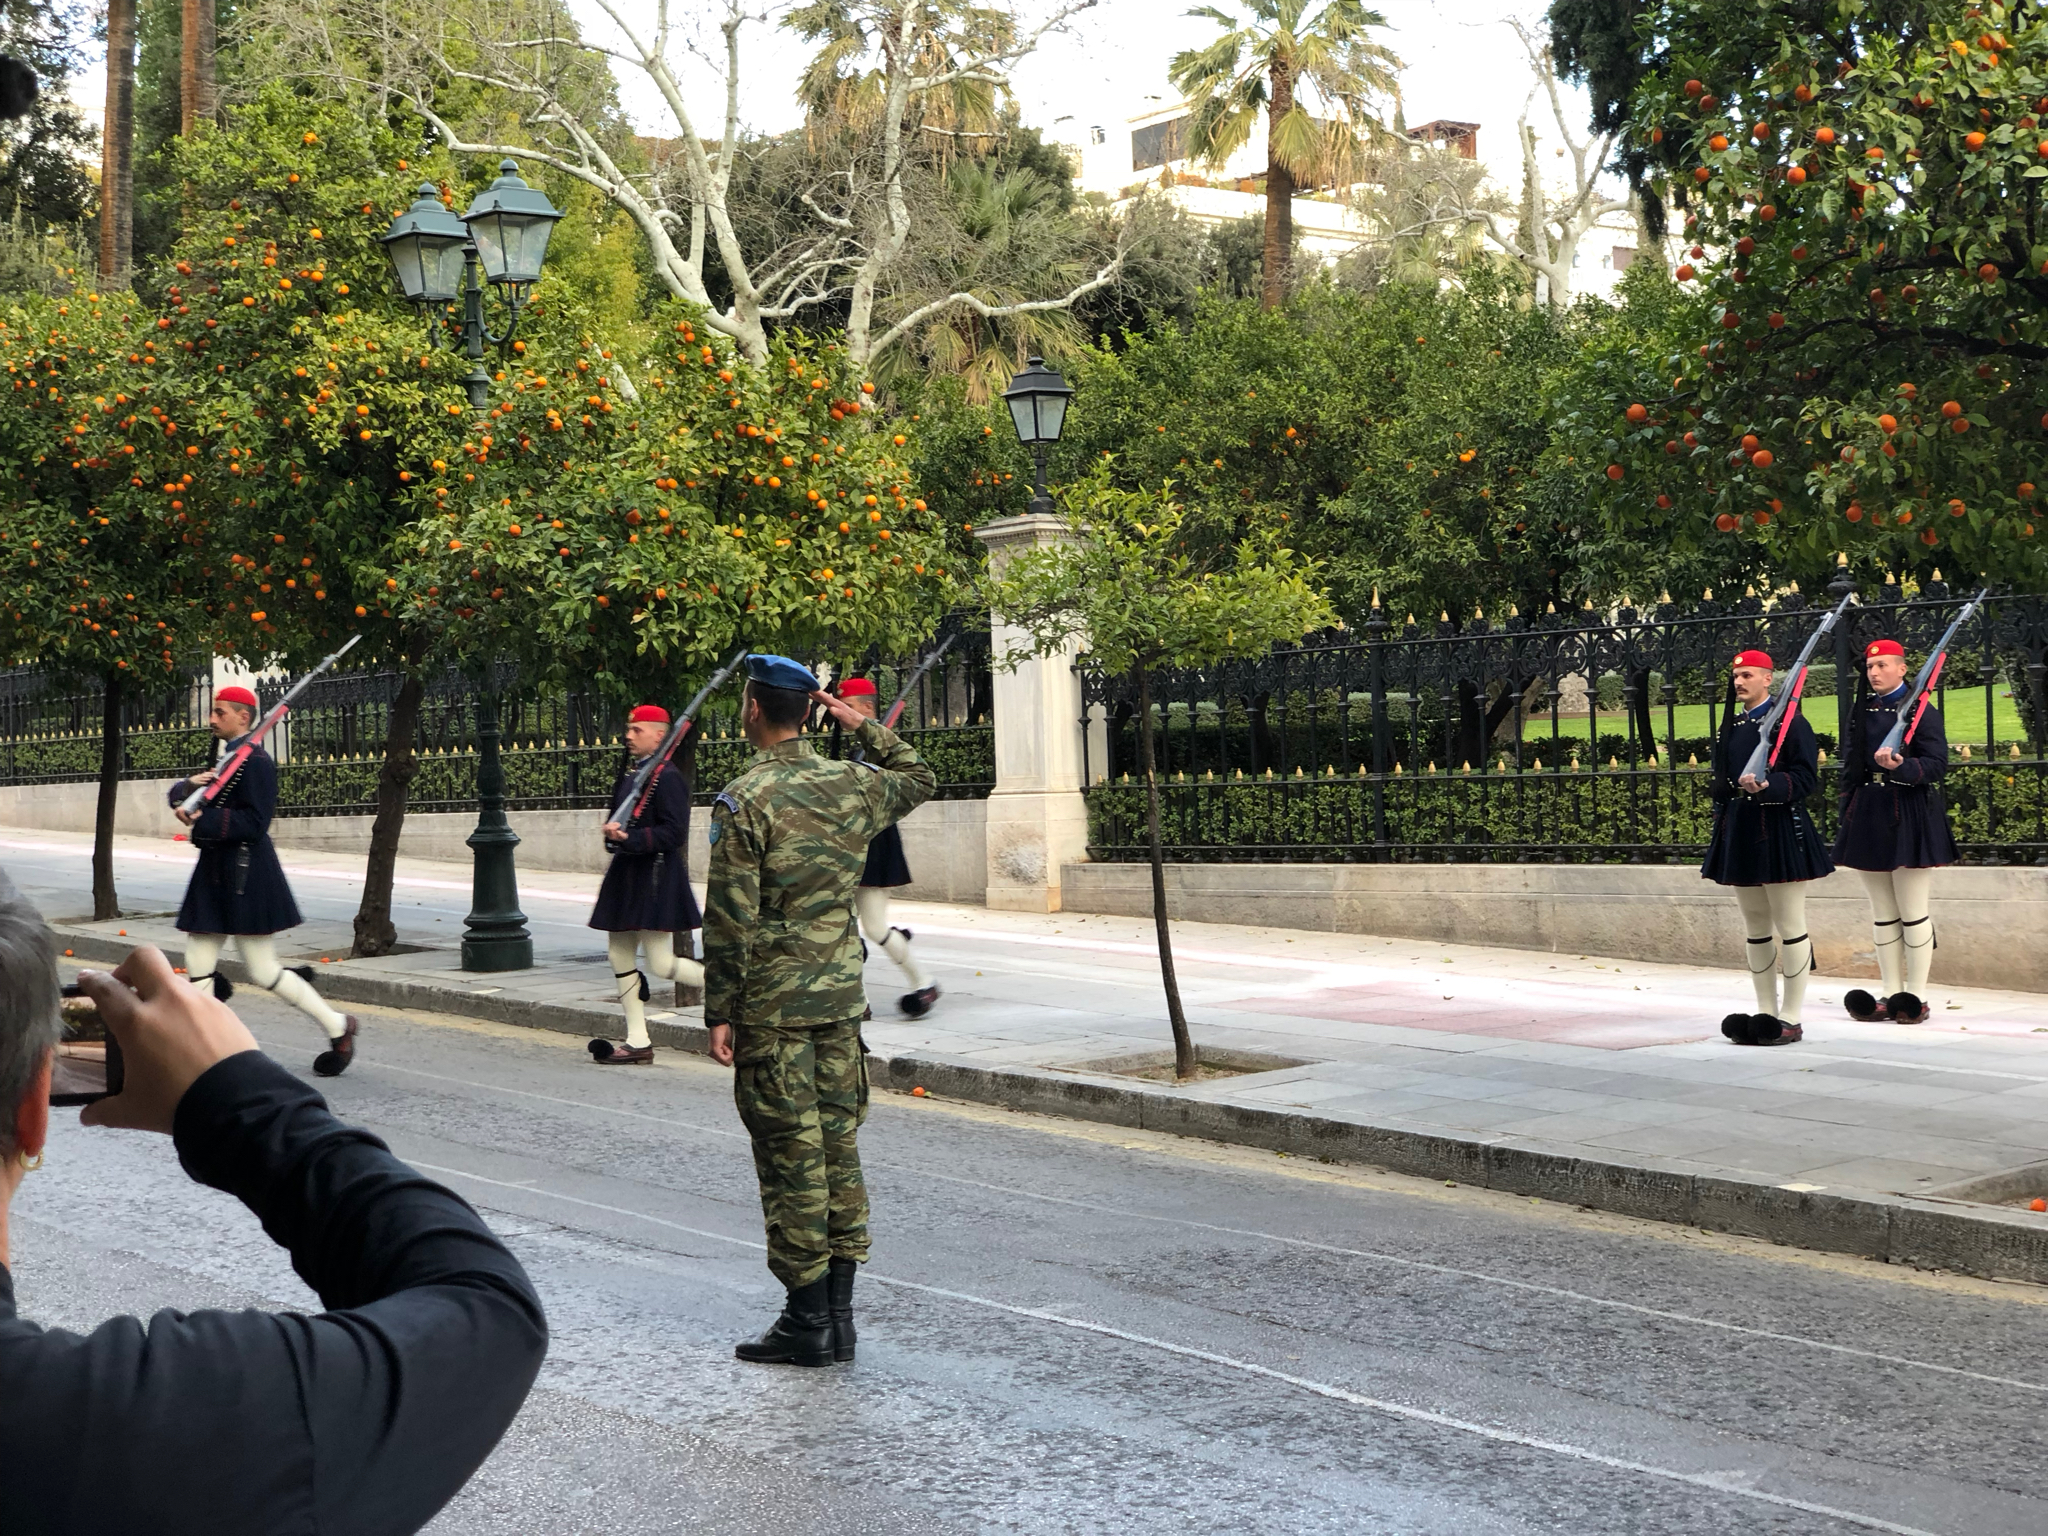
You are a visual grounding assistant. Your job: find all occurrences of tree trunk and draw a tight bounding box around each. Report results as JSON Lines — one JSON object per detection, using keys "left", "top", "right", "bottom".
{"left": 1261, "top": 59, "right": 1295, "bottom": 310}
{"left": 100, "top": 0, "right": 137, "bottom": 284}
{"left": 179, "top": 0, "right": 216, "bottom": 138}
{"left": 352, "top": 669, "right": 427, "bottom": 957}
{"left": 1138, "top": 668, "right": 1196, "bottom": 1079}
{"left": 92, "top": 670, "right": 124, "bottom": 921}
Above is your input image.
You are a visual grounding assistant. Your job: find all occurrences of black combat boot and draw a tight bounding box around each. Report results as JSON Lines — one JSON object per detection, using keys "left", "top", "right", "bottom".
{"left": 734, "top": 1274, "right": 834, "bottom": 1367}
{"left": 827, "top": 1256, "right": 858, "bottom": 1364}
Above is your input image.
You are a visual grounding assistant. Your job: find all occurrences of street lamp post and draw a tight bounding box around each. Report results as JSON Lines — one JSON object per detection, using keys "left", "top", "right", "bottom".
{"left": 1001, "top": 355, "right": 1075, "bottom": 515}
{"left": 381, "top": 161, "right": 564, "bottom": 972}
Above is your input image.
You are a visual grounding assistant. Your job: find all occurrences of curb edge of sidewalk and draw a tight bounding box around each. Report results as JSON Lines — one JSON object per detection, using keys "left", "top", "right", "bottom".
{"left": 53, "top": 927, "right": 2048, "bottom": 1288}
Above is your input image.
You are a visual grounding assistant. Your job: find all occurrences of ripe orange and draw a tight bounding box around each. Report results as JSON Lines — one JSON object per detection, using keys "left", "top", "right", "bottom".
{"left": 1626, "top": 403, "right": 1648, "bottom": 424}
{"left": 1878, "top": 414, "right": 1897, "bottom": 433}
{"left": 1941, "top": 400, "right": 1963, "bottom": 418}
{"left": 1714, "top": 512, "right": 1738, "bottom": 531}
{"left": 1606, "top": 464, "right": 1624, "bottom": 481}
{"left": 1787, "top": 166, "right": 1807, "bottom": 184}
{"left": 1815, "top": 127, "right": 1836, "bottom": 145}
{"left": 1751, "top": 449, "right": 1774, "bottom": 468}
{"left": 1709, "top": 134, "right": 1730, "bottom": 151}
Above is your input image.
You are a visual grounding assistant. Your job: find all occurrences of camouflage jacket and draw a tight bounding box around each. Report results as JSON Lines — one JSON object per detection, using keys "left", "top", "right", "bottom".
{"left": 703, "top": 719, "right": 936, "bottom": 1028}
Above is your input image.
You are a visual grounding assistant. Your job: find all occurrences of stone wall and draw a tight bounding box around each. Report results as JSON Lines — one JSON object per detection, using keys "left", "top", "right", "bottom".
{"left": 1059, "top": 859, "right": 2048, "bottom": 992}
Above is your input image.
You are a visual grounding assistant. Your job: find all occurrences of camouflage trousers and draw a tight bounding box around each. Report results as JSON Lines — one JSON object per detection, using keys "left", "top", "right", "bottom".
{"left": 732, "top": 1015, "right": 870, "bottom": 1288}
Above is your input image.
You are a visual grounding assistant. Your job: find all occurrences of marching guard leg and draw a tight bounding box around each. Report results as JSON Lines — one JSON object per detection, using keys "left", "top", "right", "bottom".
{"left": 182, "top": 932, "right": 229, "bottom": 1001}
{"left": 1724, "top": 886, "right": 1778, "bottom": 1044}
{"left": 1849, "top": 871, "right": 1903, "bottom": 1020}
{"left": 857, "top": 887, "right": 937, "bottom": 1017}
{"left": 238, "top": 933, "right": 359, "bottom": 1076}
{"left": 641, "top": 928, "right": 704, "bottom": 992}
{"left": 1755, "top": 883, "right": 1811, "bottom": 1045}
{"left": 590, "top": 931, "right": 655, "bottom": 1064}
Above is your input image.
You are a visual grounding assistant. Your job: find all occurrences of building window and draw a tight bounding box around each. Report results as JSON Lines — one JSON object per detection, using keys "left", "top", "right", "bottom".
{"left": 1132, "top": 116, "right": 1188, "bottom": 172}
{"left": 1611, "top": 245, "right": 1636, "bottom": 272}
{"left": 1090, "top": 125, "right": 1105, "bottom": 146}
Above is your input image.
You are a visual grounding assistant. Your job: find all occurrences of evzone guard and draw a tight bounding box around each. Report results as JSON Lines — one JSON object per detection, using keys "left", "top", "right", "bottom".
{"left": 587, "top": 703, "right": 706, "bottom": 1065}
{"left": 169, "top": 684, "right": 360, "bottom": 1075}
{"left": 1834, "top": 626, "right": 1969, "bottom": 1024}
{"left": 1702, "top": 648, "right": 1836, "bottom": 1046}
{"left": 835, "top": 677, "right": 939, "bottom": 1017}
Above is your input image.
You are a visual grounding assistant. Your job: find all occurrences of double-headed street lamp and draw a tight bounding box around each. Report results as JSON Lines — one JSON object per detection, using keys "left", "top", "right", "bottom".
{"left": 380, "top": 159, "right": 565, "bottom": 410}
{"left": 379, "top": 161, "right": 565, "bottom": 973}
{"left": 1001, "top": 354, "right": 1074, "bottom": 515}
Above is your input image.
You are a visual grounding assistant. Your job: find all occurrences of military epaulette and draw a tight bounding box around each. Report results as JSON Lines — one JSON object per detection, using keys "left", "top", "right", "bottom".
{"left": 713, "top": 790, "right": 741, "bottom": 816}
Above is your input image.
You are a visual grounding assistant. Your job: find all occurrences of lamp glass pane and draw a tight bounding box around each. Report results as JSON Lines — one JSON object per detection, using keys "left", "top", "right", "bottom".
{"left": 1038, "top": 392, "right": 1068, "bottom": 443}
{"left": 508, "top": 217, "right": 553, "bottom": 283}
{"left": 384, "top": 238, "right": 425, "bottom": 301}
{"left": 1007, "top": 393, "right": 1038, "bottom": 444}
{"left": 470, "top": 213, "right": 508, "bottom": 283}
{"left": 424, "top": 238, "right": 467, "bottom": 302}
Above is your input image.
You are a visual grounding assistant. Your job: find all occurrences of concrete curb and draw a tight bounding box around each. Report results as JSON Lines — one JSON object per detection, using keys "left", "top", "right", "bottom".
{"left": 53, "top": 927, "right": 2048, "bottom": 1286}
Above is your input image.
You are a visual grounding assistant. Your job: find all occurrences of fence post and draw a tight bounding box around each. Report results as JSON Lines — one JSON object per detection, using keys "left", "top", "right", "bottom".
{"left": 1829, "top": 562, "right": 1857, "bottom": 755}
{"left": 1367, "top": 600, "right": 1388, "bottom": 856}
{"left": 975, "top": 513, "right": 1090, "bottom": 912}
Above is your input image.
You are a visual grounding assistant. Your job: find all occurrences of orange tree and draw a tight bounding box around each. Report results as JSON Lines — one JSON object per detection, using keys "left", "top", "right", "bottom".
{"left": 391, "top": 317, "right": 959, "bottom": 713}
{"left": 1579, "top": 0, "right": 2048, "bottom": 586}
{"left": 0, "top": 289, "right": 214, "bottom": 918}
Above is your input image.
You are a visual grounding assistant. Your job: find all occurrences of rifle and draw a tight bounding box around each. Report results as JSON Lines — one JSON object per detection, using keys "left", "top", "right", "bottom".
{"left": 1739, "top": 589, "right": 1857, "bottom": 782}
{"left": 881, "top": 633, "right": 958, "bottom": 729}
{"left": 177, "top": 635, "right": 363, "bottom": 817}
{"left": 1878, "top": 587, "right": 1992, "bottom": 758}
{"left": 608, "top": 644, "right": 750, "bottom": 829}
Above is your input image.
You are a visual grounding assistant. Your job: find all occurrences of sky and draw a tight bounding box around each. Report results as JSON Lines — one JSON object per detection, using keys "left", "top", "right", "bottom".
{"left": 63, "top": 0, "right": 1603, "bottom": 199}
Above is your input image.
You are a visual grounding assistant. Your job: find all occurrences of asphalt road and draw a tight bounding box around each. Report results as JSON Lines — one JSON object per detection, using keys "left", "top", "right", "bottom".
{"left": 16, "top": 989, "right": 2048, "bottom": 1536}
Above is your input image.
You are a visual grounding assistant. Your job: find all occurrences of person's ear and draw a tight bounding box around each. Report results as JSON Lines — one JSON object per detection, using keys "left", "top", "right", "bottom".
{"left": 13, "top": 1049, "right": 51, "bottom": 1160}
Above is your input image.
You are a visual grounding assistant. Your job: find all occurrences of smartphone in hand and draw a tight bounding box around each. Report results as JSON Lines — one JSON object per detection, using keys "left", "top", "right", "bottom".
{"left": 51, "top": 982, "right": 125, "bottom": 1107}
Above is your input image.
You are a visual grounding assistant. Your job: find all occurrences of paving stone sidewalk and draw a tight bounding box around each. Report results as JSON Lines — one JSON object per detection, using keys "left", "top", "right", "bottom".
{"left": 10, "top": 827, "right": 2048, "bottom": 1231}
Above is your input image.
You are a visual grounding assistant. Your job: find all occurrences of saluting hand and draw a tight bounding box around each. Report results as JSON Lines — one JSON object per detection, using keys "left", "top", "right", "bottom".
{"left": 811, "top": 689, "right": 869, "bottom": 732}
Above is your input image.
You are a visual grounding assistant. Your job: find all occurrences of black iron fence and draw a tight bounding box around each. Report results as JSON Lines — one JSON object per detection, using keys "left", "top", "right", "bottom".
{"left": 1081, "top": 581, "right": 2048, "bottom": 865}
{"left": 0, "top": 631, "right": 996, "bottom": 812}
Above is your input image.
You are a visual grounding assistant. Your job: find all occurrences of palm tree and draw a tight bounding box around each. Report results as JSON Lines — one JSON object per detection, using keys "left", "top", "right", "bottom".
{"left": 1169, "top": 0, "right": 1400, "bottom": 309}
{"left": 181, "top": 0, "right": 216, "bottom": 138}
{"left": 99, "top": 0, "right": 136, "bottom": 284}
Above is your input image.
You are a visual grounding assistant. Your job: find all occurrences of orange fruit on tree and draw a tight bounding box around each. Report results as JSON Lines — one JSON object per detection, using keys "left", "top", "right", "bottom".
{"left": 1626, "top": 403, "right": 1648, "bottom": 424}
{"left": 1815, "top": 126, "right": 1836, "bottom": 144}
{"left": 1941, "top": 399, "right": 1963, "bottom": 418}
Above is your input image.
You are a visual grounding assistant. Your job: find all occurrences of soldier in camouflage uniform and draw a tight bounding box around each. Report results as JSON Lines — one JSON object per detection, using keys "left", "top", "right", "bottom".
{"left": 704, "top": 654, "right": 936, "bottom": 1367}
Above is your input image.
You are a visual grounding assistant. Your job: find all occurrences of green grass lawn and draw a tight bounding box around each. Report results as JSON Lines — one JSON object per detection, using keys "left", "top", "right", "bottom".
{"left": 1512, "top": 690, "right": 2031, "bottom": 748}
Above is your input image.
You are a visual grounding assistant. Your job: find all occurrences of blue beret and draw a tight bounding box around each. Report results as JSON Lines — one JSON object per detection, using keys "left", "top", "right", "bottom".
{"left": 745, "top": 654, "right": 819, "bottom": 692}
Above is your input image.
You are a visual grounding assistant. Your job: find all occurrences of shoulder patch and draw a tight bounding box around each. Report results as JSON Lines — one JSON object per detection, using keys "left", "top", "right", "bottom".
{"left": 714, "top": 790, "right": 740, "bottom": 815}
{"left": 706, "top": 820, "right": 721, "bottom": 846}
{"left": 848, "top": 758, "right": 881, "bottom": 774}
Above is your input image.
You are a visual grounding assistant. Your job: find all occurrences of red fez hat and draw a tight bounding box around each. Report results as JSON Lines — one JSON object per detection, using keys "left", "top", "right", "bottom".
{"left": 628, "top": 704, "right": 670, "bottom": 724}
{"left": 1865, "top": 638, "right": 1905, "bottom": 659}
{"left": 216, "top": 685, "right": 259, "bottom": 709}
{"left": 1732, "top": 649, "right": 1773, "bottom": 671}
{"left": 838, "top": 677, "right": 879, "bottom": 698}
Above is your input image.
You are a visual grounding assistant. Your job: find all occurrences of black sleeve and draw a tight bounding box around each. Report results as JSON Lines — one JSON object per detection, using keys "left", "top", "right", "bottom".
{"left": 622, "top": 766, "right": 688, "bottom": 856}
{"left": 1895, "top": 701, "right": 1947, "bottom": 785}
{"left": 0, "top": 1052, "right": 548, "bottom": 1536}
{"left": 1757, "top": 716, "right": 1819, "bottom": 804}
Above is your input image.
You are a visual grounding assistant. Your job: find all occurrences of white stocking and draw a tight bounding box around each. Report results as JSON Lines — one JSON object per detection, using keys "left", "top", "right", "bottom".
{"left": 240, "top": 934, "right": 348, "bottom": 1040}
{"left": 1857, "top": 871, "right": 1906, "bottom": 996}
{"left": 607, "top": 931, "right": 650, "bottom": 1048}
{"left": 1732, "top": 886, "right": 1779, "bottom": 1016}
{"left": 183, "top": 933, "right": 223, "bottom": 992}
{"left": 1897, "top": 866, "right": 1935, "bottom": 995}
{"left": 1764, "top": 883, "right": 1812, "bottom": 1026}
{"left": 856, "top": 887, "right": 930, "bottom": 989}
{"left": 637, "top": 929, "right": 704, "bottom": 990}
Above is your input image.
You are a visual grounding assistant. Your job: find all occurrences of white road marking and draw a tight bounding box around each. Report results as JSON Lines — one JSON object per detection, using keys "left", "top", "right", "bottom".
{"left": 412, "top": 1158, "right": 1951, "bottom": 1536}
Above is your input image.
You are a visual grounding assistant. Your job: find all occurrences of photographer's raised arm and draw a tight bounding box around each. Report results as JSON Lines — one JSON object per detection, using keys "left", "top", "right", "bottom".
{"left": 0, "top": 948, "right": 548, "bottom": 1536}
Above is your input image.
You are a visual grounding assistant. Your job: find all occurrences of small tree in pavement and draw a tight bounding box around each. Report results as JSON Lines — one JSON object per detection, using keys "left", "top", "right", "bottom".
{"left": 985, "top": 468, "right": 1333, "bottom": 1080}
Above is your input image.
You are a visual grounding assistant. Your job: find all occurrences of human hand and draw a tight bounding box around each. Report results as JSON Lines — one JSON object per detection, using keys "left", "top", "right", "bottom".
{"left": 1874, "top": 748, "right": 1904, "bottom": 770}
{"left": 602, "top": 820, "right": 626, "bottom": 843}
{"left": 175, "top": 807, "right": 199, "bottom": 826}
{"left": 1739, "top": 772, "right": 1765, "bottom": 795}
{"left": 187, "top": 769, "right": 218, "bottom": 787}
{"left": 810, "top": 689, "right": 869, "bottom": 732}
{"left": 76, "top": 946, "right": 260, "bottom": 1135}
{"left": 707, "top": 1022, "right": 734, "bottom": 1066}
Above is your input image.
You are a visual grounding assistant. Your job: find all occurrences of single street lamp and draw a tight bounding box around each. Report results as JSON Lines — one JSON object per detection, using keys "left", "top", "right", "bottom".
{"left": 380, "top": 163, "right": 564, "bottom": 974}
{"left": 1001, "top": 354, "right": 1074, "bottom": 515}
{"left": 381, "top": 160, "right": 564, "bottom": 411}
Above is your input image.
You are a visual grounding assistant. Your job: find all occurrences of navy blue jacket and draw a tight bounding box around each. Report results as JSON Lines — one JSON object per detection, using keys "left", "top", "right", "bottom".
{"left": 169, "top": 744, "right": 302, "bottom": 935}
{"left": 588, "top": 761, "right": 701, "bottom": 932}
{"left": 1701, "top": 701, "right": 1835, "bottom": 886}
{"left": 0, "top": 1051, "right": 547, "bottom": 1535}
{"left": 1832, "top": 685, "right": 1957, "bottom": 870}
